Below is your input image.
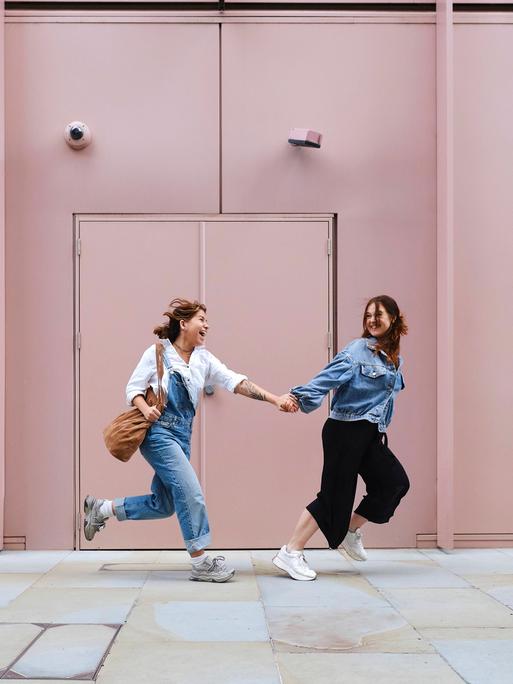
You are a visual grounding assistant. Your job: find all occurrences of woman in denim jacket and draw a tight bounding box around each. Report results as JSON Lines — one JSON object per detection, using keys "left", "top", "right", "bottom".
{"left": 273, "top": 295, "right": 410, "bottom": 581}
{"left": 84, "top": 298, "right": 296, "bottom": 583}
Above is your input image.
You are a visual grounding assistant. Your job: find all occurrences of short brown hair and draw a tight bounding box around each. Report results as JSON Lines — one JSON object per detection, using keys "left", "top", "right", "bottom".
{"left": 154, "top": 298, "right": 207, "bottom": 343}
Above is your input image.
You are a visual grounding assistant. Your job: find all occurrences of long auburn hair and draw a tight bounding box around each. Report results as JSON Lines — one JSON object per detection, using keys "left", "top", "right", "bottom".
{"left": 362, "top": 295, "right": 408, "bottom": 368}
{"left": 153, "top": 298, "right": 206, "bottom": 343}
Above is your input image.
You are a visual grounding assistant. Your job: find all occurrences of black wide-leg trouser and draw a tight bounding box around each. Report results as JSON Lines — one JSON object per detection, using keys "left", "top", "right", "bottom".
{"left": 306, "top": 418, "right": 410, "bottom": 549}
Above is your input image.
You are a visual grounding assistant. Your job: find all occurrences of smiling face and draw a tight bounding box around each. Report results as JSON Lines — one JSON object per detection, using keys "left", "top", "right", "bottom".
{"left": 181, "top": 309, "right": 209, "bottom": 347}
{"left": 364, "top": 302, "right": 393, "bottom": 338}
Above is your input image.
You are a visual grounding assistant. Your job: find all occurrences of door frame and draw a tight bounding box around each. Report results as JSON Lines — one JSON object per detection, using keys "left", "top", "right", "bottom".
{"left": 73, "top": 213, "right": 336, "bottom": 549}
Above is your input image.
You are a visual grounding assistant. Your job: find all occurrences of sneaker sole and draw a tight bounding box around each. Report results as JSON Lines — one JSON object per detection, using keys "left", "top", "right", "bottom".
{"left": 189, "top": 571, "right": 235, "bottom": 583}
{"left": 272, "top": 555, "right": 316, "bottom": 581}
{"left": 340, "top": 544, "right": 367, "bottom": 562}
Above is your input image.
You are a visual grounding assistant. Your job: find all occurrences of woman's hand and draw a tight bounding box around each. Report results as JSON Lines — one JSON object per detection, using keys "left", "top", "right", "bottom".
{"left": 133, "top": 395, "right": 161, "bottom": 422}
{"left": 276, "top": 393, "right": 299, "bottom": 413}
{"left": 143, "top": 405, "right": 161, "bottom": 422}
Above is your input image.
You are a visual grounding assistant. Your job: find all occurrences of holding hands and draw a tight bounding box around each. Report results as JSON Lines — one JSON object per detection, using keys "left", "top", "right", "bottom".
{"left": 232, "top": 379, "right": 299, "bottom": 413}
{"left": 276, "top": 393, "right": 299, "bottom": 413}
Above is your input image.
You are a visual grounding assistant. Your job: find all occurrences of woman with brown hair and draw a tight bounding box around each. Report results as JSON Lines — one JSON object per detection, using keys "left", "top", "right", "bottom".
{"left": 84, "top": 298, "right": 296, "bottom": 583}
{"left": 273, "top": 295, "right": 410, "bottom": 581}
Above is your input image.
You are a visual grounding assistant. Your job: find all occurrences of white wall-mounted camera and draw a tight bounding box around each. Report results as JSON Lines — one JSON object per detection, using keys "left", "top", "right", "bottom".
{"left": 64, "top": 121, "right": 92, "bottom": 150}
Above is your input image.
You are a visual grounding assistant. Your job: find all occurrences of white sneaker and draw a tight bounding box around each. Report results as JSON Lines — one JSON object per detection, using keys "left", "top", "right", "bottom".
{"left": 272, "top": 545, "right": 317, "bottom": 581}
{"left": 341, "top": 528, "right": 368, "bottom": 561}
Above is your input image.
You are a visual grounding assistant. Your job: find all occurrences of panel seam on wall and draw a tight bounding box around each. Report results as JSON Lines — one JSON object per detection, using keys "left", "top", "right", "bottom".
{"left": 219, "top": 22, "right": 222, "bottom": 214}
{"left": 73, "top": 215, "right": 81, "bottom": 550}
{"left": 199, "top": 221, "right": 207, "bottom": 493}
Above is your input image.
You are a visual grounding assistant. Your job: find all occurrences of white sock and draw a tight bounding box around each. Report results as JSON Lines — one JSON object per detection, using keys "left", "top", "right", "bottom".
{"left": 191, "top": 553, "right": 207, "bottom": 567}
{"left": 285, "top": 546, "right": 302, "bottom": 556}
{"left": 99, "top": 501, "right": 113, "bottom": 518}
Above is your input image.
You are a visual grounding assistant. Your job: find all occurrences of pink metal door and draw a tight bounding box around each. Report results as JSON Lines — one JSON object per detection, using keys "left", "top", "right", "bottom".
{"left": 78, "top": 218, "right": 201, "bottom": 549}
{"left": 202, "top": 219, "right": 332, "bottom": 548}
{"left": 77, "top": 216, "right": 332, "bottom": 549}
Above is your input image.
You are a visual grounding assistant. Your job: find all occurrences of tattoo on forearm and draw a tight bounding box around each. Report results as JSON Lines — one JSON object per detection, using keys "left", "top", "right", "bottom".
{"left": 239, "top": 380, "right": 266, "bottom": 401}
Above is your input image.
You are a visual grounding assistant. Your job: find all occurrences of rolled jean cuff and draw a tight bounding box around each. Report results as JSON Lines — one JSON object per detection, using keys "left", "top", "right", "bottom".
{"left": 185, "top": 531, "right": 211, "bottom": 554}
{"left": 113, "top": 497, "right": 128, "bottom": 521}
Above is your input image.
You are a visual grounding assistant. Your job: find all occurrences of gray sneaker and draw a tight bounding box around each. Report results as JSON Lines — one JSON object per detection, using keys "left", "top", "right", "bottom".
{"left": 189, "top": 555, "right": 235, "bottom": 583}
{"left": 83, "top": 495, "right": 108, "bottom": 541}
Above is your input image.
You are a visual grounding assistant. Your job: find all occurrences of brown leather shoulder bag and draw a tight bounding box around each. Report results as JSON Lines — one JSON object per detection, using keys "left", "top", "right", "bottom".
{"left": 103, "top": 341, "right": 166, "bottom": 462}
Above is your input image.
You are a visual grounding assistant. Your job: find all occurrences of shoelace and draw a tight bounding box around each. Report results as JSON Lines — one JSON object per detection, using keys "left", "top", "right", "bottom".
{"left": 89, "top": 520, "right": 105, "bottom": 533}
{"left": 211, "top": 555, "right": 227, "bottom": 570}
{"left": 298, "top": 554, "right": 310, "bottom": 571}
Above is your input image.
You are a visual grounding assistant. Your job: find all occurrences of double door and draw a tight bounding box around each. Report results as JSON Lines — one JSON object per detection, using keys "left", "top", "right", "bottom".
{"left": 76, "top": 215, "right": 333, "bottom": 548}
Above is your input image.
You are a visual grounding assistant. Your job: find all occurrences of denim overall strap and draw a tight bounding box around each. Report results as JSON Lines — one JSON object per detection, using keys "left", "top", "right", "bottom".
{"left": 162, "top": 349, "right": 171, "bottom": 373}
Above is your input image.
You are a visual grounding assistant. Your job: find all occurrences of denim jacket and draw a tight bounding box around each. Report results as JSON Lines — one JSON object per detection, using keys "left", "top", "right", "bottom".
{"left": 290, "top": 337, "right": 405, "bottom": 432}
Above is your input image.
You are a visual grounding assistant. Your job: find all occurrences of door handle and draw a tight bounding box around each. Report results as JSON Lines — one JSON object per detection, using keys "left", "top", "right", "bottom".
{"left": 204, "top": 385, "right": 215, "bottom": 396}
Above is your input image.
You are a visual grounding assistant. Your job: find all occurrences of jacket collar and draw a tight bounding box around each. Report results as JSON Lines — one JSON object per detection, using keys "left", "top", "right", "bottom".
{"left": 365, "top": 336, "right": 379, "bottom": 351}
{"left": 365, "top": 336, "right": 403, "bottom": 368}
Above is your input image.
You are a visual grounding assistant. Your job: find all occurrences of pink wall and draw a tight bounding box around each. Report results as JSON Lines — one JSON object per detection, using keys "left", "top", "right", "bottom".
{"left": 7, "top": 11, "right": 511, "bottom": 549}
{"left": 454, "top": 22, "right": 513, "bottom": 541}
{"left": 5, "top": 21, "right": 219, "bottom": 548}
{"left": 436, "top": 0, "right": 454, "bottom": 549}
{"left": 4, "top": 15, "right": 437, "bottom": 549}
{"left": 0, "top": 4, "right": 4, "bottom": 551}
{"left": 222, "top": 22, "right": 437, "bottom": 547}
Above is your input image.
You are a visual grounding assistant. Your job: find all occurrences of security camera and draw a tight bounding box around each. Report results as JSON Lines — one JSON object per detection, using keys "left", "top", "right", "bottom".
{"left": 288, "top": 128, "right": 322, "bottom": 149}
{"left": 64, "top": 121, "right": 92, "bottom": 150}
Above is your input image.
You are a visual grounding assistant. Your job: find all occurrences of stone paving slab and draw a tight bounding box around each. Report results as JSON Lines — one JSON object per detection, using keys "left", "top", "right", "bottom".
{"left": 97, "top": 639, "right": 280, "bottom": 684}
{"left": 0, "top": 575, "right": 41, "bottom": 608}
{"left": 0, "top": 623, "right": 43, "bottom": 675}
{"left": 0, "top": 587, "right": 139, "bottom": 624}
{"left": 266, "top": 605, "right": 408, "bottom": 651}
{"left": 276, "top": 653, "right": 464, "bottom": 683}
{"left": 33, "top": 565, "right": 150, "bottom": 589}
{"left": 6, "top": 624, "right": 118, "bottom": 679}
{"left": 352, "top": 560, "right": 471, "bottom": 589}
{"left": 128, "top": 600, "right": 270, "bottom": 642}
{"left": 257, "top": 572, "right": 384, "bottom": 608}
{"left": 0, "top": 551, "right": 70, "bottom": 574}
{"left": 421, "top": 549, "right": 513, "bottom": 575}
{"left": 463, "top": 573, "right": 513, "bottom": 610}
{"left": 430, "top": 636, "right": 513, "bottom": 684}
{"left": 381, "top": 587, "right": 513, "bottom": 628}
{"left": 139, "top": 568, "right": 260, "bottom": 602}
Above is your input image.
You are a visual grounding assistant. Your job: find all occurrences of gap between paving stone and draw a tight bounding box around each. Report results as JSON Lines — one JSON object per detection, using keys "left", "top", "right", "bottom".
{"left": 101, "top": 563, "right": 190, "bottom": 572}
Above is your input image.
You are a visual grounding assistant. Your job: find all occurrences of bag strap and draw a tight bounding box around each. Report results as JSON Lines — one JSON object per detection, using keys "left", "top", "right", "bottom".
{"left": 155, "top": 341, "right": 165, "bottom": 406}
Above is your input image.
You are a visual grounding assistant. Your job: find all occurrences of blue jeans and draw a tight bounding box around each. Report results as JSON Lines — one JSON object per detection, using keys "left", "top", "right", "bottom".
{"left": 113, "top": 373, "right": 211, "bottom": 553}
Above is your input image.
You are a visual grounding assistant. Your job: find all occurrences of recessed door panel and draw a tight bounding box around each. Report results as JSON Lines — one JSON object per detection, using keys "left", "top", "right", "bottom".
{"left": 202, "top": 220, "right": 331, "bottom": 547}
{"left": 78, "top": 219, "right": 200, "bottom": 549}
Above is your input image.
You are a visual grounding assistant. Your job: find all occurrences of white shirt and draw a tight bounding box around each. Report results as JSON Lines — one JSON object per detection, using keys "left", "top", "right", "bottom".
{"left": 126, "top": 338, "right": 247, "bottom": 409}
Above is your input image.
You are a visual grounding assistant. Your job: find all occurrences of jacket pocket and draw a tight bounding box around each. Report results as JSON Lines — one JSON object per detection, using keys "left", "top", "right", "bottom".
{"left": 360, "top": 364, "right": 386, "bottom": 379}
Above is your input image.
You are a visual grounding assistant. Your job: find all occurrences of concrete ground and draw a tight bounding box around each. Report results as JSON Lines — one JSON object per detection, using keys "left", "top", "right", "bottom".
{"left": 1, "top": 547, "right": 513, "bottom": 683}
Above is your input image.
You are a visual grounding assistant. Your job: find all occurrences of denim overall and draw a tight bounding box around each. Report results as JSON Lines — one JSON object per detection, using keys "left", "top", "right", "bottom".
{"left": 114, "top": 360, "right": 211, "bottom": 553}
